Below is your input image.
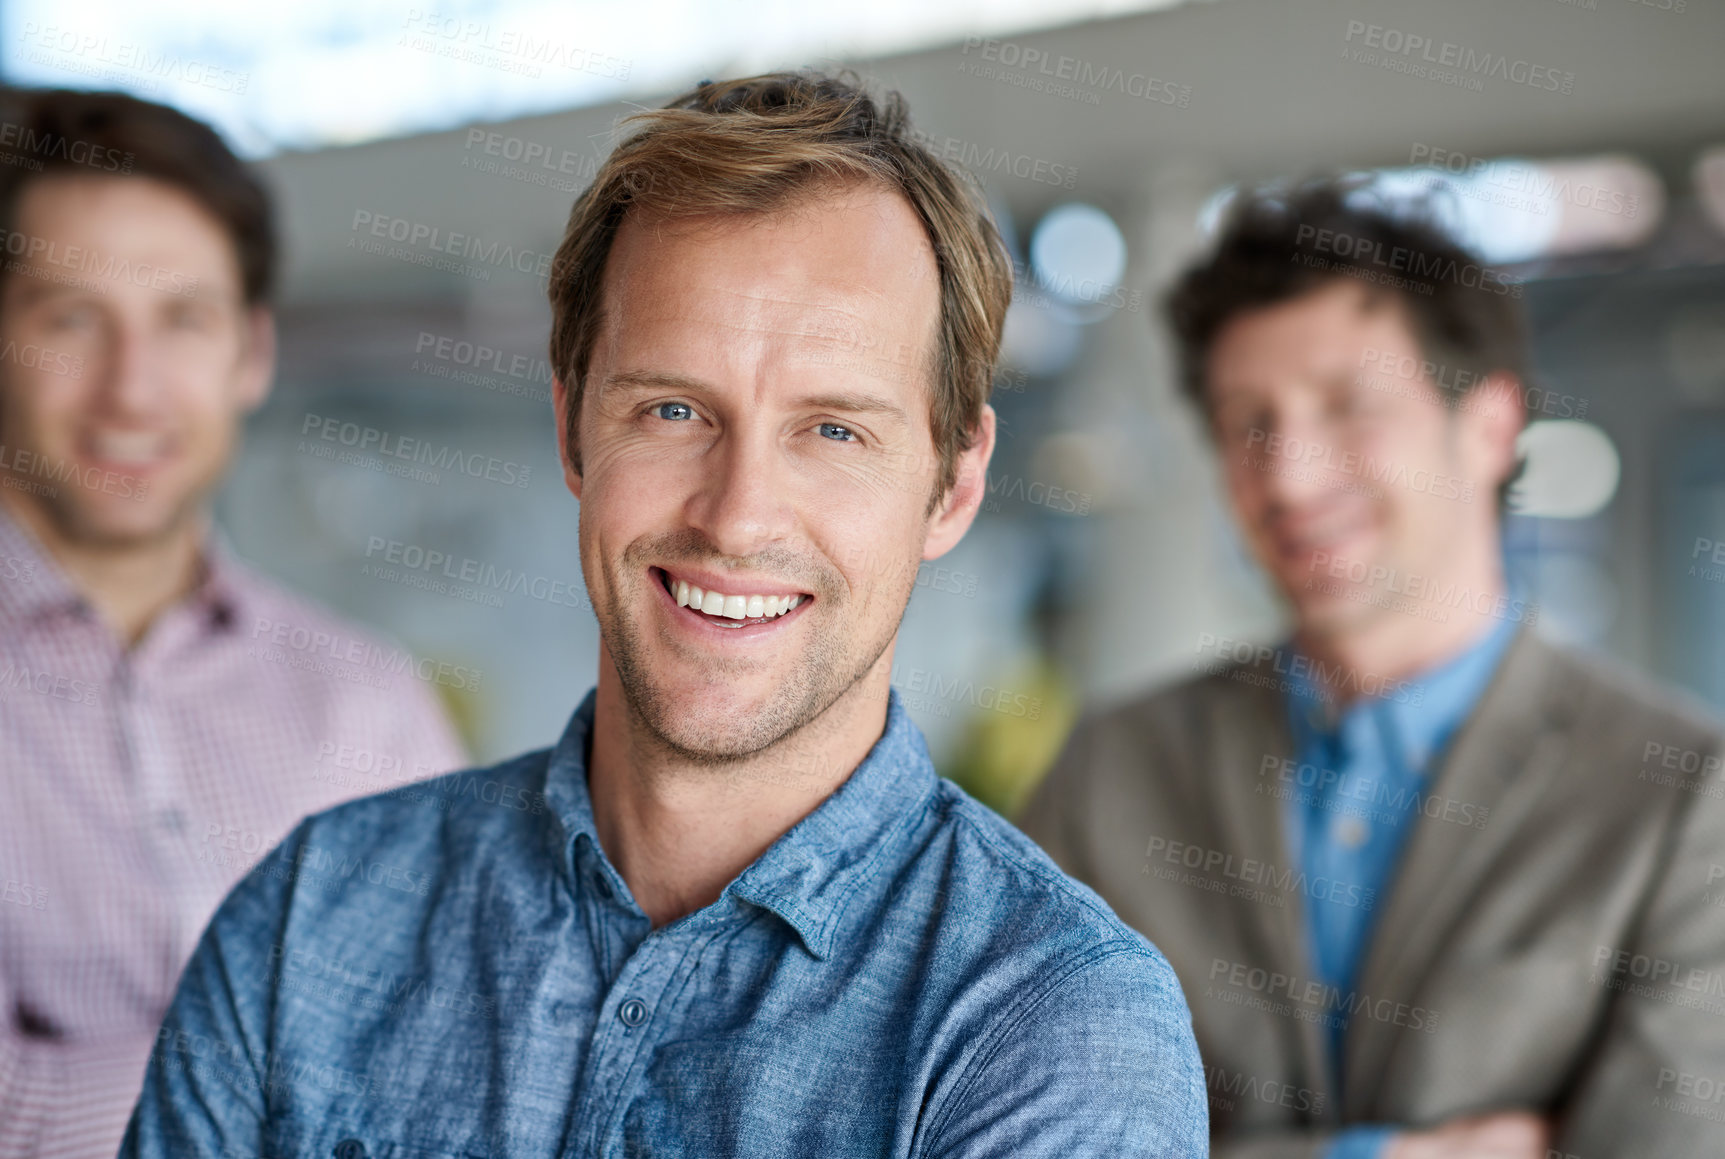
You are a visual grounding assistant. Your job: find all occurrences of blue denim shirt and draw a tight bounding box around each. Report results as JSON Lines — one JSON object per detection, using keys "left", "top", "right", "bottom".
{"left": 121, "top": 689, "right": 1208, "bottom": 1158}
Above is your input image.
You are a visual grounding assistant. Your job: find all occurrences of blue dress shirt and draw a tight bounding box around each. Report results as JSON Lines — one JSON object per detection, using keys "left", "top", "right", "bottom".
{"left": 121, "top": 688, "right": 1208, "bottom": 1158}
{"left": 1284, "top": 620, "right": 1519, "bottom": 1159}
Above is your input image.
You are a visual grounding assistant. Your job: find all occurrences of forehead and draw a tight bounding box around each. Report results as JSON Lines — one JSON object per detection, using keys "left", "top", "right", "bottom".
{"left": 595, "top": 183, "right": 941, "bottom": 389}
{"left": 1207, "top": 281, "right": 1418, "bottom": 400}
{"left": 7, "top": 174, "right": 243, "bottom": 297}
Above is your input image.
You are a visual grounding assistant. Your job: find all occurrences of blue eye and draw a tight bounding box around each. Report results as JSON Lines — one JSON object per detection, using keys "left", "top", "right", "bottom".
{"left": 655, "top": 402, "right": 693, "bottom": 421}
{"left": 818, "top": 422, "right": 855, "bottom": 442}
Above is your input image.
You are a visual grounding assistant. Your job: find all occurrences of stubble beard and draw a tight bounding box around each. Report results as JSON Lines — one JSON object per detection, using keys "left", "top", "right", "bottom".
{"left": 596, "top": 537, "right": 905, "bottom": 767}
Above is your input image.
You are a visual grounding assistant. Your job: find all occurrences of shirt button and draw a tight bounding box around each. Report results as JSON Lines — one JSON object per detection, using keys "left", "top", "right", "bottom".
{"left": 618, "top": 997, "right": 649, "bottom": 1027}
{"left": 333, "top": 1141, "right": 368, "bottom": 1159}
{"left": 1334, "top": 815, "right": 1369, "bottom": 849}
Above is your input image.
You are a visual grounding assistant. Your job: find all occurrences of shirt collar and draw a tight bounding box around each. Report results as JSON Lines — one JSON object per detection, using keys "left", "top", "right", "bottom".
{"left": 194, "top": 523, "right": 250, "bottom": 632}
{"left": 542, "top": 687, "right": 939, "bottom": 961}
{"left": 1287, "top": 616, "right": 1521, "bottom": 773}
{"left": 0, "top": 501, "right": 247, "bottom": 634}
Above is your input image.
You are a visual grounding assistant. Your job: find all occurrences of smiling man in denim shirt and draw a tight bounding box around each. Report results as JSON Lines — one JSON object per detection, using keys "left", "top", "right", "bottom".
{"left": 119, "top": 72, "right": 1208, "bottom": 1158}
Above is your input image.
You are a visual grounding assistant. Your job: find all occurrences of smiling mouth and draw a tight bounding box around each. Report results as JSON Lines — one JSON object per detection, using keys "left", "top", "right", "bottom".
{"left": 654, "top": 567, "right": 812, "bottom": 628}
{"left": 83, "top": 428, "right": 174, "bottom": 469}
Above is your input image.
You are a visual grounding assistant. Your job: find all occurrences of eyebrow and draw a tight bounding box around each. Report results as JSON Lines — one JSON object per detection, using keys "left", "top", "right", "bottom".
{"left": 600, "top": 369, "right": 708, "bottom": 395}
{"left": 600, "top": 370, "right": 909, "bottom": 422}
{"left": 793, "top": 391, "right": 908, "bottom": 420}
{"left": 8, "top": 281, "right": 95, "bottom": 309}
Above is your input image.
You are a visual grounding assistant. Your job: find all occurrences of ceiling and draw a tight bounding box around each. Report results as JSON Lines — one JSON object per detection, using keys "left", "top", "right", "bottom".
{"left": 261, "top": 0, "right": 1725, "bottom": 312}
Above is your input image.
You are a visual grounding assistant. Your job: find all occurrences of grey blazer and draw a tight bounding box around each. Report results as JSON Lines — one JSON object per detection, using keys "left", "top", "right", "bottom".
{"left": 1019, "top": 628, "right": 1725, "bottom": 1157}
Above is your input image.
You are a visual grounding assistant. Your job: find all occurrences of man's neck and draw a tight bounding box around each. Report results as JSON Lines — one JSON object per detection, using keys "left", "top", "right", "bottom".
{"left": 586, "top": 660, "right": 892, "bottom": 929}
{"left": 0, "top": 491, "right": 206, "bottom": 648}
{"left": 1293, "top": 553, "right": 1512, "bottom": 711}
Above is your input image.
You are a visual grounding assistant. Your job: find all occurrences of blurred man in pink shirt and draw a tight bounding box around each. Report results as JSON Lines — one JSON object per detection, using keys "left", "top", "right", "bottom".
{"left": 0, "top": 88, "right": 467, "bottom": 1158}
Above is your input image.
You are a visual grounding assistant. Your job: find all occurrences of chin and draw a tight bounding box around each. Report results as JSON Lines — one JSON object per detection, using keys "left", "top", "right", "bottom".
{"left": 644, "top": 691, "right": 805, "bottom": 763}
{"left": 613, "top": 647, "right": 812, "bottom": 761}
{"left": 1294, "top": 584, "right": 1385, "bottom": 638}
{"left": 54, "top": 496, "right": 192, "bottom": 548}
{"left": 1291, "top": 598, "right": 1355, "bottom": 636}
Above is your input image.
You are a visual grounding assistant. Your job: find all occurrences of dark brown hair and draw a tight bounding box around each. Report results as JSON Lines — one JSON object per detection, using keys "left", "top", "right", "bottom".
{"left": 547, "top": 70, "right": 1012, "bottom": 501}
{"left": 0, "top": 87, "right": 275, "bottom": 305}
{"left": 1166, "top": 177, "right": 1532, "bottom": 504}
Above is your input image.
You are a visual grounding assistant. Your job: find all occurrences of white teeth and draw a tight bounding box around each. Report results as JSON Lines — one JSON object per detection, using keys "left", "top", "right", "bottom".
{"left": 91, "top": 430, "right": 166, "bottom": 464}
{"left": 666, "top": 574, "right": 806, "bottom": 621}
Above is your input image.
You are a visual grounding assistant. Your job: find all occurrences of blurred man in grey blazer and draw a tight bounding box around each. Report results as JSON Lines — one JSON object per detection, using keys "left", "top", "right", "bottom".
{"left": 1020, "top": 180, "right": 1725, "bottom": 1158}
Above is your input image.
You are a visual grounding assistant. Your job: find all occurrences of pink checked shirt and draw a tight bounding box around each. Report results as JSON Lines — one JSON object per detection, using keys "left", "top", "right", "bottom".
{"left": 0, "top": 505, "right": 469, "bottom": 1158}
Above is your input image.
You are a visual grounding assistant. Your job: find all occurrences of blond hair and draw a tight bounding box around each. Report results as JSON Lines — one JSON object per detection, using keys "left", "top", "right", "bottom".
{"left": 547, "top": 71, "right": 1012, "bottom": 501}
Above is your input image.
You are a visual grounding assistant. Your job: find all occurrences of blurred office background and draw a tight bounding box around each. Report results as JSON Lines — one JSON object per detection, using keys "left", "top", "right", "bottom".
{"left": 12, "top": 0, "right": 1724, "bottom": 812}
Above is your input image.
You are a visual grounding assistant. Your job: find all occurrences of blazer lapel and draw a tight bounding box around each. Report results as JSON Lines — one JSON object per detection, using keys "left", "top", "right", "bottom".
{"left": 1209, "top": 670, "right": 1337, "bottom": 1115}
{"left": 1342, "top": 629, "right": 1576, "bottom": 1114}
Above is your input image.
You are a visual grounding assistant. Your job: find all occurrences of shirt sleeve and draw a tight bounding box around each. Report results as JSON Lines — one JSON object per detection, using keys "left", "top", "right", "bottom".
{"left": 1550, "top": 728, "right": 1725, "bottom": 1153}
{"left": 922, "top": 943, "right": 1208, "bottom": 1158}
{"left": 117, "top": 822, "right": 308, "bottom": 1157}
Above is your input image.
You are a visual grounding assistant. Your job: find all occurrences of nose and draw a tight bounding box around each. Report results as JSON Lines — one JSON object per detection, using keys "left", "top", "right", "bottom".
{"left": 91, "top": 315, "right": 166, "bottom": 421}
{"left": 1250, "top": 411, "right": 1345, "bottom": 511}
{"left": 681, "top": 421, "right": 796, "bottom": 560}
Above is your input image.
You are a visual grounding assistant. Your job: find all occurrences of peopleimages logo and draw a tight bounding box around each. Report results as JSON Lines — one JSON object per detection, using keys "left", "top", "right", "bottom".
{"left": 892, "top": 664, "right": 1042, "bottom": 720}
{"left": 1205, "top": 1065, "right": 1326, "bottom": 1115}
{"left": 19, "top": 22, "right": 250, "bottom": 94}
{"left": 0, "top": 227, "right": 199, "bottom": 296}
{"left": 1205, "top": 957, "right": 1439, "bottom": 1033}
{"left": 362, "top": 535, "right": 589, "bottom": 611}
{"left": 1293, "top": 223, "right": 1522, "bottom": 297}
{"left": 1408, "top": 143, "right": 1641, "bottom": 221}
{"left": 299, "top": 412, "right": 532, "bottom": 489}
{"left": 958, "top": 36, "right": 1192, "bottom": 108}
{"left": 348, "top": 210, "right": 555, "bottom": 282}
{"left": 0, "top": 659, "right": 98, "bottom": 706}
{"left": 400, "top": 10, "right": 630, "bottom": 81}
{"left": 909, "top": 129, "right": 1079, "bottom": 191}
{"left": 249, "top": 616, "right": 482, "bottom": 693}
{"left": 1258, "top": 755, "right": 1491, "bottom": 830}
{"left": 0, "top": 122, "right": 133, "bottom": 173}
{"left": 1142, "top": 833, "right": 1377, "bottom": 911}
{"left": 459, "top": 128, "right": 600, "bottom": 194}
{"left": 1342, "top": 20, "right": 1576, "bottom": 95}
{"left": 0, "top": 340, "right": 83, "bottom": 379}
{"left": 1355, "top": 346, "right": 1590, "bottom": 420}
{"left": 1195, "top": 633, "right": 1424, "bottom": 706}
{"left": 1242, "top": 429, "right": 1476, "bottom": 503}
{"left": 1304, "top": 550, "right": 1538, "bottom": 628}
{"left": 0, "top": 441, "right": 148, "bottom": 502}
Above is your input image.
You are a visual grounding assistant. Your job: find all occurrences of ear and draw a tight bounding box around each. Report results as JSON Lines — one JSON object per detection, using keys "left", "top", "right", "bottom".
{"left": 922, "top": 404, "right": 996, "bottom": 561}
{"left": 552, "top": 375, "right": 583, "bottom": 501}
{"left": 1459, "top": 373, "right": 1526, "bottom": 499}
{"left": 233, "top": 306, "right": 275, "bottom": 413}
